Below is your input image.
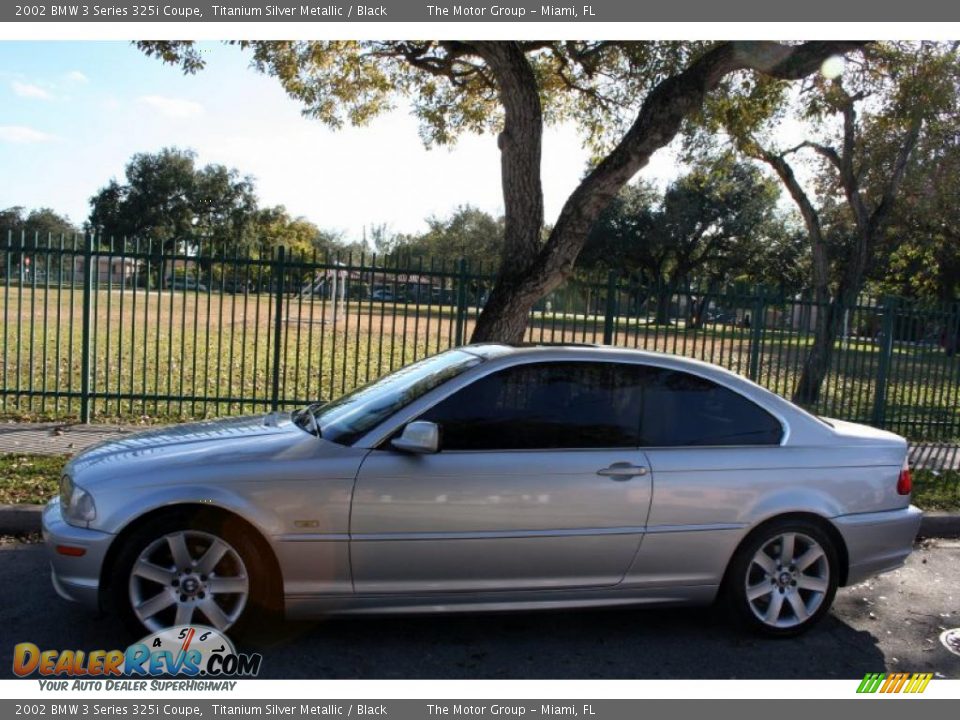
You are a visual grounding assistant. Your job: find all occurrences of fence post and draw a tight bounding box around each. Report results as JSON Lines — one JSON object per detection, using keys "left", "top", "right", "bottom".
{"left": 872, "top": 296, "right": 898, "bottom": 427}
{"left": 454, "top": 258, "right": 468, "bottom": 346}
{"left": 79, "top": 234, "right": 94, "bottom": 423}
{"left": 603, "top": 270, "right": 618, "bottom": 345}
{"left": 747, "top": 293, "right": 766, "bottom": 382}
{"left": 270, "top": 246, "right": 286, "bottom": 412}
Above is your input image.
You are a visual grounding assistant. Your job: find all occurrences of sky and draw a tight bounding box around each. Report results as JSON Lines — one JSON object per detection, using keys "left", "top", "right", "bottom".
{"left": 0, "top": 41, "right": 681, "bottom": 242}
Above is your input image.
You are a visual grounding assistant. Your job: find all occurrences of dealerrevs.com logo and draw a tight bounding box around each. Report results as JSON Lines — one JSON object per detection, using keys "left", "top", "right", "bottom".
{"left": 13, "top": 625, "right": 262, "bottom": 689}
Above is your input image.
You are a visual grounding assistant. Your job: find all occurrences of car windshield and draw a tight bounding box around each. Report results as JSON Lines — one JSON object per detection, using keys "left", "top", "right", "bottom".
{"left": 297, "top": 349, "right": 484, "bottom": 445}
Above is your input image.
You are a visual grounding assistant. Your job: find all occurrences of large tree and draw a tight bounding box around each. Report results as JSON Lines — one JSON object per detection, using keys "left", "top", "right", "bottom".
{"left": 879, "top": 112, "right": 960, "bottom": 306}
{"left": 140, "top": 40, "right": 867, "bottom": 343}
{"left": 1, "top": 206, "right": 78, "bottom": 240}
{"left": 88, "top": 147, "right": 259, "bottom": 250}
{"left": 0, "top": 206, "right": 79, "bottom": 274}
{"left": 706, "top": 41, "right": 959, "bottom": 403}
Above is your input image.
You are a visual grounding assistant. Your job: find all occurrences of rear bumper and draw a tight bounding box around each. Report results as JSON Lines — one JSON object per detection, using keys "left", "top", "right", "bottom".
{"left": 834, "top": 505, "right": 923, "bottom": 586}
{"left": 41, "top": 498, "right": 114, "bottom": 611}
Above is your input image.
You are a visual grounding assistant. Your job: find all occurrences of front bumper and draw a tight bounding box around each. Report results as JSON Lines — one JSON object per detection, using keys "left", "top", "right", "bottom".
{"left": 41, "top": 498, "right": 114, "bottom": 611}
{"left": 835, "top": 505, "right": 923, "bottom": 586}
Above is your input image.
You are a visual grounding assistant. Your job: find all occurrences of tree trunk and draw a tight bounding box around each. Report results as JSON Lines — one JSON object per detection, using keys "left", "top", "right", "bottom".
{"left": 471, "top": 275, "right": 544, "bottom": 344}
{"left": 466, "top": 42, "right": 545, "bottom": 344}
{"left": 654, "top": 285, "right": 673, "bottom": 324}
{"left": 689, "top": 292, "right": 713, "bottom": 329}
{"left": 793, "top": 298, "right": 842, "bottom": 405}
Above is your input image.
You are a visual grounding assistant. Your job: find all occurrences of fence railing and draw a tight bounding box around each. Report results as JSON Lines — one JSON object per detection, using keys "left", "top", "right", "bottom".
{"left": 2, "top": 232, "right": 960, "bottom": 442}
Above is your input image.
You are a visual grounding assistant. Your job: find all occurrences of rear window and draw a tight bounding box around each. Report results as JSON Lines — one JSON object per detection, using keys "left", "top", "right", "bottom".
{"left": 639, "top": 368, "right": 783, "bottom": 446}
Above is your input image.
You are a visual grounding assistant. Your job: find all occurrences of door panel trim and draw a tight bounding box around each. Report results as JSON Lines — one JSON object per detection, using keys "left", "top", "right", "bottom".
{"left": 645, "top": 522, "right": 747, "bottom": 534}
{"left": 351, "top": 525, "right": 646, "bottom": 542}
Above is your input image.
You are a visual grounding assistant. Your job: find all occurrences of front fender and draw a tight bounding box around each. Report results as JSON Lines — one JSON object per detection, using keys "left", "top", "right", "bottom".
{"left": 97, "top": 483, "right": 284, "bottom": 539}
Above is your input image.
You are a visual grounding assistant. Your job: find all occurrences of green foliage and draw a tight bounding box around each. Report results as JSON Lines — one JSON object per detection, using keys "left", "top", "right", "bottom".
{"left": 695, "top": 41, "right": 960, "bottom": 305}
{"left": 88, "top": 147, "right": 260, "bottom": 249}
{"left": 875, "top": 105, "right": 960, "bottom": 304}
{"left": 252, "top": 205, "right": 342, "bottom": 258}
{"left": 912, "top": 469, "right": 960, "bottom": 512}
{"left": 0, "top": 206, "right": 78, "bottom": 241}
{"left": 136, "top": 41, "right": 708, "bottom": 151}
{"left": 0, "top": 454, "right": 64, "bottom": 505}
{"left": 85, "top": 147, "right": 350, "bottom": 259}
{"left": 580, "top": 157, "right": 781, "bottom": 288}
{"left": 384, "top": 205, "right": 504, "bottom": 269}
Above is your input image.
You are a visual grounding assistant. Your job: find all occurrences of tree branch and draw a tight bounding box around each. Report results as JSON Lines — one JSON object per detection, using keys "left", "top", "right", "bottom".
{"left": 534, "top": 41, "right": 866, "bottom": 295}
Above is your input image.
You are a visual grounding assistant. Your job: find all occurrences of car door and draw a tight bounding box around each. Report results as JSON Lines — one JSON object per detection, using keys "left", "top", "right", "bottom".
{"left": 624, "top": 366, "right": 786, "bottom": 587}
{"left": 350, "top": 360, "right": 653, "bottom": 594}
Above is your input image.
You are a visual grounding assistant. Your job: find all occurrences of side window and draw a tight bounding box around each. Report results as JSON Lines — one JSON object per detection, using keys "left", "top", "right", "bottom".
{"left": 419, "top": 362, "right": 644, "bottom": 451}
{"left": 639, "top": 368, "right": 782, "bottom": 446}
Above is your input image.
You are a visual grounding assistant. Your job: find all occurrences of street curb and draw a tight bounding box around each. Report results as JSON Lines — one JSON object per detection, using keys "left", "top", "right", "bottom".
{"left": 0, "top": 504, "right": 44, "bottom": 535}
{"left": 1, "top": 503, "right": 959, "bottom": 538}
{"left": 917, "top": 511, "right": 960, "bottom": 539}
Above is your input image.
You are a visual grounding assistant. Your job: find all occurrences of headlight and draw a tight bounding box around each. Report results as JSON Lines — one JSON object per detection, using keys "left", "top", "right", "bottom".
{"left": 59, "top": 475, "right": 96, "bottom": 525}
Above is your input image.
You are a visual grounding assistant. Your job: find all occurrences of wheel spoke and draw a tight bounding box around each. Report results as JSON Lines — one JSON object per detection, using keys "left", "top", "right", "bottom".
{"left": 795, "top": 546, "right": 824, "bottom": 572}
{"left": 747, "top": 583, "right": 773, "bottom": 601}
{"left": 195, "top": 539, "right": 229, "bottom": 575}
{"left": 134, "top": 560, "right": 175, "bottom": 586}
{"left": 136, "top": 590, "right": 176, "bottom": 619}
{"left": 797, "top": 575, "right": 828, "bottom": 593}
{"left": 787, "top": 592, "right": 809, "bottom": 622}
{"left": 779, "top": 533, "right": 795, "bottom": 566}
{"left": 208, "top": 576, "right": 248, "bottom": 594}
{"left": 166, "top": 533, "right": 193, "bottom": 571}
{"left": 199, "top": 598, "right": 230, "bottom": 630}
{"left": 174, "top": 602, "right": 195, "bottom": 626}
{"left": 751, "top": 552, "right": 776, "bottom": 575}
{"left": 764, "top": 591, "right": 785, "bottom": 624}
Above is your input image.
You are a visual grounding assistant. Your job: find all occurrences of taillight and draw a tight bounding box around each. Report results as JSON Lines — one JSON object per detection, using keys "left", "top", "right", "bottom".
{"left": 897, "top": 460, "right": 912, "bottom": 496}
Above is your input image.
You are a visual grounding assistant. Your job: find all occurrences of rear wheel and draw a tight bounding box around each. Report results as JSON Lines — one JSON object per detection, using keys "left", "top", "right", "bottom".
{"left": 110, "top": 510, "right": 272, "bottom": 636}
{"left": 725, "top": 519, "right": 838, "bottom": 637}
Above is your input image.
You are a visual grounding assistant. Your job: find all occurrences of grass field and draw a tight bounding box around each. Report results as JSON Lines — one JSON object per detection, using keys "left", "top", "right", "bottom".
{"left": 1, "top": 286, "right": 959, "bottom": 439}
{"left": 2, "top": 453, "right": 956, "bottom": 511}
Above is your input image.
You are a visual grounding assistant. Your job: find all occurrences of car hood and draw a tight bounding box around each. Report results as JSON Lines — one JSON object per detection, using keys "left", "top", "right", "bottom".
{"left": 66, "top": 412, "right": 308, "bottom": 483}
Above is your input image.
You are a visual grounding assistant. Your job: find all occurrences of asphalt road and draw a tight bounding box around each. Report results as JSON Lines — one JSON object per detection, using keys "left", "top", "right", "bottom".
{"left": 2, "top": 537, "right": 959, "bottom": 680}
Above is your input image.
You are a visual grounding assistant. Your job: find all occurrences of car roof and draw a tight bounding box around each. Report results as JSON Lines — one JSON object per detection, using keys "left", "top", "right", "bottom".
{"left": 461, "top": 342, "right": 727, "bottom": 372}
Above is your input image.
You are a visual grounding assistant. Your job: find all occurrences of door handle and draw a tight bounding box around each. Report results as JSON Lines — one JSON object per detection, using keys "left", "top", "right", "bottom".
{"left": 597, "top": 462, "right": 649, "bottom": 480}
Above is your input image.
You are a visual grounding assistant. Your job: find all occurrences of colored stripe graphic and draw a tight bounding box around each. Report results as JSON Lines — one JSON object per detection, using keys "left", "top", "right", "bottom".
{"left": 857, "top": 673, "right": 933, "bottom": 694}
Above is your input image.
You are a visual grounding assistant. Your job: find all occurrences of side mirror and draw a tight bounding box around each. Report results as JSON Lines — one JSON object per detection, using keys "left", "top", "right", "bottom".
{"left": 391, "top": 421, "right": 440, "bottom": 454}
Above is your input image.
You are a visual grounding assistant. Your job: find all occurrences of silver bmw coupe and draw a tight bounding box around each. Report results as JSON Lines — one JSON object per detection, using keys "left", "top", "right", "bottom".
{"left": 43, "top": 344, "right": 921, "bottom": 637}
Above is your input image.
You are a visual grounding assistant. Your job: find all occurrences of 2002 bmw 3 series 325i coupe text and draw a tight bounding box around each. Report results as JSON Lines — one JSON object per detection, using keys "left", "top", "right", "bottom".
{"left": 43, "top": 344, "right": 922, "bottom": 637}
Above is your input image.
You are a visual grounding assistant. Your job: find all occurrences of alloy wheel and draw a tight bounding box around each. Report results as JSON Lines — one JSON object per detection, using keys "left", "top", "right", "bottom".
{"left": 128, "top": 530, "right": 249, "bottom": 633}
{"left": 744, "top": 531, "right": 830, "bottom": 629}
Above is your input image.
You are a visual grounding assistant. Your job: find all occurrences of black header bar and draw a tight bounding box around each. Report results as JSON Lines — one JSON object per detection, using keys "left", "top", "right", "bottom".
{"left": 5, "top": 0, "right": 960, "bottom": 22}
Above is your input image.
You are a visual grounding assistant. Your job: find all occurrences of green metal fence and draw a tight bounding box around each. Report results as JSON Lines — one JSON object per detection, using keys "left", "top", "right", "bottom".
{"left": 2, "top": 231, "right": 960, "bottom": 442}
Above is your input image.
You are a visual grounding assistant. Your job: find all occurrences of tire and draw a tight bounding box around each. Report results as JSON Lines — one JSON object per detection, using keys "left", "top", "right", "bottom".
{"left": 724, "top": 518, "right": 839, "bottom": 637}
{"left": 108, "top": 509, "right": 276, "bottom": 637}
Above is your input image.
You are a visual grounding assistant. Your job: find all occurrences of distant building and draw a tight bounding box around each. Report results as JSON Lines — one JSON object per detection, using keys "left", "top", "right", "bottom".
{"left": 71, "top": 255, "right": 143, "bottom": 285}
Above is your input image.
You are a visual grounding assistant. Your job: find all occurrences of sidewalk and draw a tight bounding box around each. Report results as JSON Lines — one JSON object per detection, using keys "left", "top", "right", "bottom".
{"left": 0, "top": 421, "right": 138, "bottom": 456}
{"left": 2, "top": 421, "right": 959, "bottom": 470}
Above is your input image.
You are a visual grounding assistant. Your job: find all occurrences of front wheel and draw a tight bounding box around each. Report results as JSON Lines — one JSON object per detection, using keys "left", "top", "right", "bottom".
{"left": 110, "top": 511, "right": 269, "bottom": 636}
{"left": 725, "top": 519, "right": 839, "bottom": 637}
